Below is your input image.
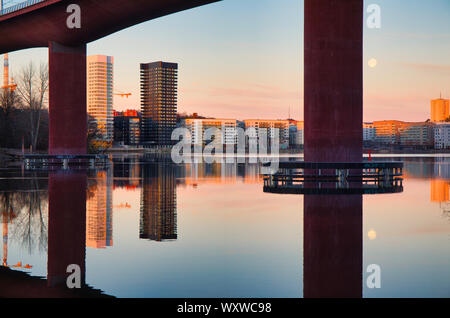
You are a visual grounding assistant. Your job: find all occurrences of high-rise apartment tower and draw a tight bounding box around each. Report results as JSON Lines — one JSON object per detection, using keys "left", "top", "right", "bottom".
{"left": 87, "top": 55, "right": 114, "bottom": 141}
{"left": 140, "top": 61, "right": 178, "bottom": 146}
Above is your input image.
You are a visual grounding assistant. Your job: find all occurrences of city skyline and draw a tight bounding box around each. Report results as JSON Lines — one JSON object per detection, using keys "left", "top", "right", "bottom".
{"left": 5, "top": 0, "right": 450, "bottom": 121}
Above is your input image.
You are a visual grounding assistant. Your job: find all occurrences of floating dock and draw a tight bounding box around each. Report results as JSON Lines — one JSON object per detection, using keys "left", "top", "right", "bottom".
{"left": 263, "top": 161, "right": 403, "bottom": 195}
{"left": 24, "top": 154, "right": 109, "bottom": 170}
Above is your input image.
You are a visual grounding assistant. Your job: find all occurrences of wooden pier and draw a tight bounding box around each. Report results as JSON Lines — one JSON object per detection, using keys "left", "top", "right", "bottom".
{"left": 263, "top": 161, "right": 403, "bottom": 195}
{"left": 24, "top": 154, "right": 109, "bottom": 170}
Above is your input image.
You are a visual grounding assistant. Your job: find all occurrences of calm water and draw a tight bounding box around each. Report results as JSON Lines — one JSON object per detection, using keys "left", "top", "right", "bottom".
{"left": 0, "top": 155, "right": 449, "bottom": 297}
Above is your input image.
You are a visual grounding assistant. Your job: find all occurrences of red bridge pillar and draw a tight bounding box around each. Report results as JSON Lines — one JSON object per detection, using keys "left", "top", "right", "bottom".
{"left": 48, "top": 42, "right": 87, "bottom": 155}
{"left": 304, "top": 0, "right": 363, "bottom": 162}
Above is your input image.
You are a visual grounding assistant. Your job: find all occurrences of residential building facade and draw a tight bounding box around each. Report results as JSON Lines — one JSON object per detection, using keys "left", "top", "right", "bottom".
{"left": 434, "top": 123, "right": 450, "bottom": 149}
{"left": 87, "top": 55, "right": 114, "bottom": 141}
{"left": 113, "top": 109, "right": 141, "bottom": 145}
{"left": 184, "top": 118, "right": 238, "bottom": 146}
{"left": 244, "top": 119, "right": 290, "bottom": 148}
{"left": 140, "top": 61, "right": 178, "bottom": 146}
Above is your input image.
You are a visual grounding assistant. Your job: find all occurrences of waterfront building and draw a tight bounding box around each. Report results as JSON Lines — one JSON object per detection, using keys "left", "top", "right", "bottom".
{"left": 398, "top": 122, "right": 434, "bottom": 147}
{"left": 113, "top": 109, "right": 141, "bottom": 145}
{"left": 87, "top": 55, "right": 114, "bottom": 141}
{"left": 244, "top": 119, "right": 290, "bottom": 148}
{"left": 434, "top": 122, "right": 450, "bottom": 149}
{"left": 431, "top": 96, "right": 450, "bottom": 123}
{"left": 373, "top": 120, "right": 403, "bottom": 145}
{"left": 289, "top": 121, "right": 304, "bottom": 146}
{"left": 373, "top": 120, "right": 434, "bottom": 147}
{"left": 363, "top": 122, "right": 376, "bottom": 142}
{"left": 184, "top": 118, "right": 238, "bottom": 146}
{"left": 140, "top": 61, "right": 178, "bottom": 147}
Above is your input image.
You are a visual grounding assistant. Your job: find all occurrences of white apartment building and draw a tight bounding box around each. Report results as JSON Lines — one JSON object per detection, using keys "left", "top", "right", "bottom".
{"left": 289, "top": 121, "right": 304, "bottom": 146}
{"left": 244, "top": 120, "right": 290, "bottom": 147}
{"left": 434, "top": 123, "right": 450, "bottom": 149}
{"left": 87, "top": 55, "right": 114, "bottom": 141}
{"left": 363, "top": 122, "right": 376, "bottom": 141}
{"left": 184, "top": 118, "right": 238, "bottom": 145}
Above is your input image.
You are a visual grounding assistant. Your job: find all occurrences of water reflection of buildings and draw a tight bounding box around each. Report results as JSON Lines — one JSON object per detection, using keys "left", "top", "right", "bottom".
{"left": 86, "top": 170, "right": 113, "bottom": 249}
{"left": 140, "top": 163, "right": 177, "bottom": 241}
{"left": 179, "top": 161, "right": 262, "bottom": 187}
{"left": 113, "top": 157, "right": 141, "bottom": 189}
{"left": 400, "top": 158, "right": 450, "bottom": 214}
{"left": 431, "top": 179, "right": 449, "bottom": 203}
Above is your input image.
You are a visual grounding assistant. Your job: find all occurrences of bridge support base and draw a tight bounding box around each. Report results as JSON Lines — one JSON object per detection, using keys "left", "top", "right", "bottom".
{"left": 48, "top": 42, "right": 87, "bottom": 155}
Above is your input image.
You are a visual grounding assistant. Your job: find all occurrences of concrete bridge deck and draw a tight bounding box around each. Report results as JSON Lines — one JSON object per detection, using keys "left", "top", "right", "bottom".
{"left": 0, "top": 0, "right": 220, "bottom": 54}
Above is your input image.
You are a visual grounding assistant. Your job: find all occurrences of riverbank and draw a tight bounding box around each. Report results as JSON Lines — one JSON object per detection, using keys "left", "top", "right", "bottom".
{"left": 3, "top": 147, "right": 450, "bottom": 166}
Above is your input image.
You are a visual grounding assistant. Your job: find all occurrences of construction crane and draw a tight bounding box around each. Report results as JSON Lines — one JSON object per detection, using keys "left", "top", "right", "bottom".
{"left": 2, "top": 53, "right": 17, "bottom": 92}
{"left": 114, "top": 91, "right": 131, "bottom": 98}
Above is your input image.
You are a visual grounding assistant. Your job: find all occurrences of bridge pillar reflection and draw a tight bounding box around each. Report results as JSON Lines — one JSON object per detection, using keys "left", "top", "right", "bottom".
{"left": 303, "top": 194, "right": 362, "bottom": 298}
{"left": 47, "top": 171, "right": 87, "bottom": 287}
{"left": 304, "top": 0, "right": 363, "bottom": 162}
{"left": 48, "top": 42, "right": 87, "bottom": 155}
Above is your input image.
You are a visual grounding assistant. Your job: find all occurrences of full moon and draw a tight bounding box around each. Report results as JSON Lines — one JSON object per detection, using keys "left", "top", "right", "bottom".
{"left": 368, "top": 229, "right": 377, "bottom": 240}
{"left": 368, "top": 58, "right": 377, "bottom": 68}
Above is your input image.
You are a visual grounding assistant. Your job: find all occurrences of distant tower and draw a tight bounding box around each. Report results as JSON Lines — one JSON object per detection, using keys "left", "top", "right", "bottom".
{"left": 3, "top": 53, "right": 9, "bottom": 88}
{"left": 140, "top": 61, "right": 178, "bottom": 146}
{"left": 87, "top": 55, "right": 114, "bottom": 141}
{"left": 431, "top": 95, "right": 450, "bottom": 123}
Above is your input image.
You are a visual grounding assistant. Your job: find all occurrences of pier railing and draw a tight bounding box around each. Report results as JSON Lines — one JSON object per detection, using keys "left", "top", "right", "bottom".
{"left": 24, "top": 154, "right": 110, "bottom": 170}
{"left": 263, "top": 161, "right": 403, "bottom": 195}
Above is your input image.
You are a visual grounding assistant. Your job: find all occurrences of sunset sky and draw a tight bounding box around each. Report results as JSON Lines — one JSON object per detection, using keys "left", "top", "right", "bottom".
{"left": 6, "top": 0, "right": 450, "bottom": 121}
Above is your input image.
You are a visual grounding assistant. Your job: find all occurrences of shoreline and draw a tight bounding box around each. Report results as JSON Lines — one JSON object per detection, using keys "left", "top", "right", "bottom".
{"left": 2, "top": 147, "right": 450, "bottom": 167}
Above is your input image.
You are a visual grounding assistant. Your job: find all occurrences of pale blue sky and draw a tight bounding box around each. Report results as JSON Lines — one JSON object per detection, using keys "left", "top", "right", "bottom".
{"left": 6, "top": 0, "right": 450, "bottom": 121}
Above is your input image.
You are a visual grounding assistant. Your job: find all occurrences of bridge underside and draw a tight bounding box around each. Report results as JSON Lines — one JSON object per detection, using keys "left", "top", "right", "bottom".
{"left": 0, "top": 0, "right": 219, "bottom": 155}
{"left": 0, "top": 0, "right": 220, "bottom": 54}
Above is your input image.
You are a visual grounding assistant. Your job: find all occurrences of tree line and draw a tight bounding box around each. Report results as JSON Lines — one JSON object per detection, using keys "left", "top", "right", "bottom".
{"left": 1, "top": 61, "right": 103, "bottom": 153}
{"left": 0, "top": 61, "right": 48, "bottom": 152}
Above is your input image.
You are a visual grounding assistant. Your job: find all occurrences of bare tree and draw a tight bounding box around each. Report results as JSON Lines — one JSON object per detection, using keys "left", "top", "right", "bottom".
{"left": 15, "top": 62, "right": 49, "bottom": 152}
{"left": 0, "top": 88, "right": 20, "bottom": 148}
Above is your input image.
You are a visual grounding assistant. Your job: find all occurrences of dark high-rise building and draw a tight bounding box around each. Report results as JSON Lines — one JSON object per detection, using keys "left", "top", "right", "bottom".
{"left": 140, "top": 61, "right": 178, "bottom": 146}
